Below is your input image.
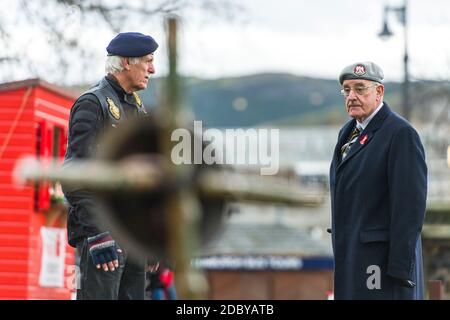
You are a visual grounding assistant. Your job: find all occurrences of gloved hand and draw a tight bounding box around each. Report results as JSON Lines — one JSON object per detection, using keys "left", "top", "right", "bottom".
{"left": 398, "top": 278, "right": 416, "bottom": 288}
{"left": 391, "top": 276, "right": 416, "bottom": 288}
{"left": 87, "top": 231, "right": 120, "bottom": 271}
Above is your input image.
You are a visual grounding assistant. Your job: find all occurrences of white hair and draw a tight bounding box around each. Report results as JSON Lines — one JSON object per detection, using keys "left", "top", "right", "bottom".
{"left": 105, "top": 56, "right": 142, "bottom": 74}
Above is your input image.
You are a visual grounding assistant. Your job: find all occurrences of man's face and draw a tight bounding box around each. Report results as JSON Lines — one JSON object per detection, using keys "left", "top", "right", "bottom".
{"left": 342, "top": 79, "right": 384, "bottom": 122}
{"left": 128, "top": 54, "right": 155, "bottom": 91}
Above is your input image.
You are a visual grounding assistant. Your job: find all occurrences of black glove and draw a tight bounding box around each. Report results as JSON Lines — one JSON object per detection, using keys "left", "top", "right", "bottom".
{"left": 87, "top": 231, "right": 119, "bottom": 268}
{"left": 394, "top": 277, "right": 416, "bottom": 288}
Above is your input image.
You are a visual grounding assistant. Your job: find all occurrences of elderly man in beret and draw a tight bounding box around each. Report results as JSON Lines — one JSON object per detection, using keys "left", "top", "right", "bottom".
{"left": 329, "top": 61, "right": 427, "bottom": 299}
{"left": 62, "top": 32, "right": 158, "bottom": 300}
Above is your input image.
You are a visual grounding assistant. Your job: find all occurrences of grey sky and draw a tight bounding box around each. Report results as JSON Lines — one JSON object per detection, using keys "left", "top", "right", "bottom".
{"left": 7, "top": 0, "right": 450, "bottom": 84}
{"left": 176, "top": 0, "right": 450, "bottom": 82}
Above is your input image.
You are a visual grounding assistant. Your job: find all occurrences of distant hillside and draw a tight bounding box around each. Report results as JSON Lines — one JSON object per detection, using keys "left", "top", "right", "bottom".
{"left": 81, "top": 73, "right": 403, "bottom": 128}
{"left": 140, "top": 73, "right": 406, "bottom": 127}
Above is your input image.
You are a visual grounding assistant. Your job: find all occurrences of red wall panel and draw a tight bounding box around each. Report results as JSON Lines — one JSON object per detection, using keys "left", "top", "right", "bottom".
{"left": 0, "top": 80, "right": 76, "bottom": 300}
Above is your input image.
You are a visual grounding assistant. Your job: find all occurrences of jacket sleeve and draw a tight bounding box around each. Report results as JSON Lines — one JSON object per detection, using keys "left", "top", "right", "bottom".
{"left": 66, "top": 95, "right": 103, "bottom": 160}
{"left": 62, "top": 95, "right": 106, "bottom": 237}
{"left": 386, "top": 126, "right": 427, "bottom": 280}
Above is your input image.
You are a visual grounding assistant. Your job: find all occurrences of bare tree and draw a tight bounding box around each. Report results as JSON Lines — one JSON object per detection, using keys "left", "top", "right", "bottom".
{"left": 0, "top": 0, "right": 243, "bottom": 85}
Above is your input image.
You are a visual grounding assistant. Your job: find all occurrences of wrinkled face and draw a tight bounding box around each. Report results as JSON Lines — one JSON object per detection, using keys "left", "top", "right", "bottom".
{"left": 127, "top": 54, "right": 155, "bottom": 91}
{"left": 342, "top": 79, "right": 384, "bottom": 122}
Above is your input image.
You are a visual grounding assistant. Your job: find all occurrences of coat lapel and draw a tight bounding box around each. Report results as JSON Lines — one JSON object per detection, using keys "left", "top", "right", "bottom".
{"left": 337, "top": 103, "right": 391, "bottom": 170}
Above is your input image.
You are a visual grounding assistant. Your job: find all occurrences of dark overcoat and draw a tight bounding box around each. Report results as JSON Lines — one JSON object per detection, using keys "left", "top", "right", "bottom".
{"left": 329, "top": 103, "right": 427, "bottom": 299}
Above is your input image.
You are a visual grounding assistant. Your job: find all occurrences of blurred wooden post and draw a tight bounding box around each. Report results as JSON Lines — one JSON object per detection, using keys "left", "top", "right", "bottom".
{"left": 428, "top": 280, "right": 444, "bottom": 300}
{"left": 162, "top": 16, "right": 206, "bottom": 299}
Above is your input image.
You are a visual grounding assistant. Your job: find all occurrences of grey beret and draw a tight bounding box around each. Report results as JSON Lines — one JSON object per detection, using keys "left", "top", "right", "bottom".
{"left": 339, "top": 61, "right": 384, "bottom": 85}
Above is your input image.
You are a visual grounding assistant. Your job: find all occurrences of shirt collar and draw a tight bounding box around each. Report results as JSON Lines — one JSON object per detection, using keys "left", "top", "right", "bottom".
{"left": 357, "top": 101, "right": 384, "bottom": 130}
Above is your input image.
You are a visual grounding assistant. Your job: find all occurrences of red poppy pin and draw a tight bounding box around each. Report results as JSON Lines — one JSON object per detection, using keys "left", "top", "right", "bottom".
{"left": 359, "top": 134, "right": 368, "bottom": 145}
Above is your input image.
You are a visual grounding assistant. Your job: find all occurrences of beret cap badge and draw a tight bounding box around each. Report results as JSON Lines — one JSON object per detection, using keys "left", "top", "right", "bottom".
{"left": 353, "top": 64, "right": 366, "bottom": 76}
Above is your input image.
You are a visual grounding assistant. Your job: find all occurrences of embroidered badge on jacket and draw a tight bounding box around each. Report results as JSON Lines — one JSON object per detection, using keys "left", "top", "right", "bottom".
{"left": 106, "top": 97, "right": 121, "bottom": 120}
{"left": 132, "top": 92, "right": 147, "bottom": 114}
{"left": 132, "top": 92, "right": 142, "bottom": 107}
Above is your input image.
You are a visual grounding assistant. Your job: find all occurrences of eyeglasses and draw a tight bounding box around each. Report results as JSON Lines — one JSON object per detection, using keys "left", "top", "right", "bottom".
{"left": 340, "top": 84, "right": 378, "bottom": 97}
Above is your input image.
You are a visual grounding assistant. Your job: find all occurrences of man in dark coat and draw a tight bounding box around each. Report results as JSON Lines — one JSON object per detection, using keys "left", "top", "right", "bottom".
{"left": 62, "top": 32, "right": 158, "bottom": 299}
{"left": 329, "top": 61, "right": 427, "bottom": 299}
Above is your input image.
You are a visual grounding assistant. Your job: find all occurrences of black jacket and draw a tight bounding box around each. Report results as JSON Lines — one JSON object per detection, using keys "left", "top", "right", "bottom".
{"left": 62, "top": 75, "right": 147, "bottom": 247}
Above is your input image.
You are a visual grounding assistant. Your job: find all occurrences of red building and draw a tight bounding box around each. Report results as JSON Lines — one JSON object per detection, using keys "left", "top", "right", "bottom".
{"left": 0, "top": 78, "right": 78, "bottom": 299}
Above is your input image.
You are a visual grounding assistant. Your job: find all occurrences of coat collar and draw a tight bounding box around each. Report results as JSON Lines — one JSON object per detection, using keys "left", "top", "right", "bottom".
{"left": 362, "top": 102, "right": 391, "bottom": 134}
{"left": 335, "top": 102, "right": 391, "bottom": 169}
{"left": 105, "top": 74, "right": 138, "bottom": 105}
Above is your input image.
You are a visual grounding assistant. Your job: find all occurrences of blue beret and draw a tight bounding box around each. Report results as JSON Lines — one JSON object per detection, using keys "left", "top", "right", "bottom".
{"left": 106, "top": 32, "right": 158, "bottom": 57}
